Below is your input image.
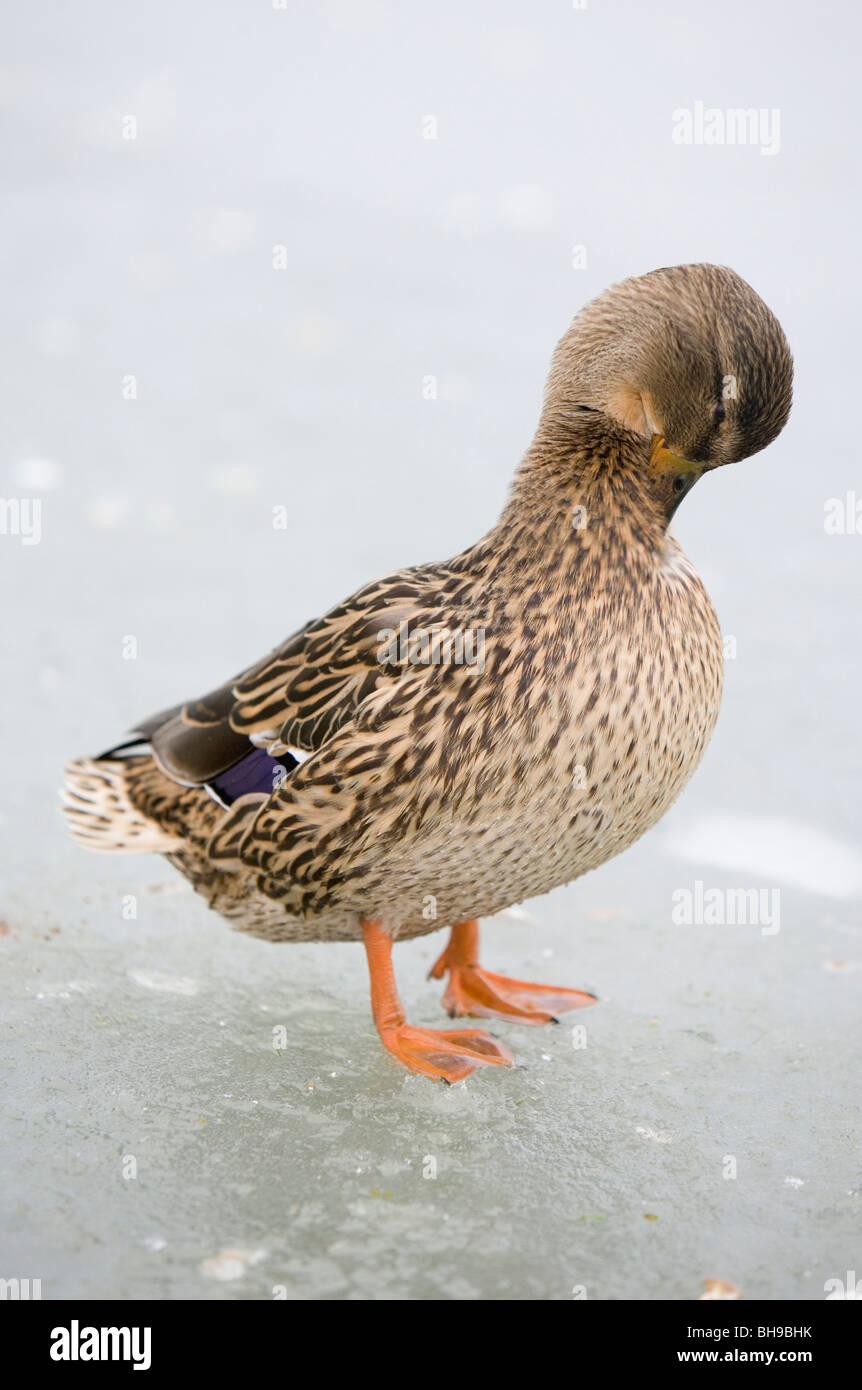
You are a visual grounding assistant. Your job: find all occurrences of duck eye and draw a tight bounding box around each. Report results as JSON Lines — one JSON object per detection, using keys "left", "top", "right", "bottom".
{"left": 672, "top": 475, "right": 687, "bottom": 495}
{"left": 714, "top": 402, "right": 726, "bottom": 424}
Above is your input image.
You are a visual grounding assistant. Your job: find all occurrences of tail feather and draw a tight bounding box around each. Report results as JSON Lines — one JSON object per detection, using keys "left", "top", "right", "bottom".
{"left": 61, "top": 757, "right": 185, "bottom": 854}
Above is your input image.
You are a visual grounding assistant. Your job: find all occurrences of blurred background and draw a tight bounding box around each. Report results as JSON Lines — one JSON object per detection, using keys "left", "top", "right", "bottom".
{"left": 1, "top": 0, "right": 860, "bottom": 1300}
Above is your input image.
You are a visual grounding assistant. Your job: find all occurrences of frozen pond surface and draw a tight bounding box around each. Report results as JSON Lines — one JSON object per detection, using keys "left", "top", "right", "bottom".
{"left": 2, "top": 0, "right": 861, "bottom": 1300}
{"left": 3, "top": 866, "right": 862, "bottom": 1300}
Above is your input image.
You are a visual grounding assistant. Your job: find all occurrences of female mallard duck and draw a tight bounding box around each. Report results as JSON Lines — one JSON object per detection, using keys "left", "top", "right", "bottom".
{"left": 62, "top": 263, "right": 792, "bottom": 1081}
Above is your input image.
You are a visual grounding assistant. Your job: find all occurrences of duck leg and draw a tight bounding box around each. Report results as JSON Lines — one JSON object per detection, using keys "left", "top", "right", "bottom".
{"left": 362, "top": 919, "right": 513, "bottom": 1081}
{"left": 429, "top": 920, "right": 596, "bottom": 1025}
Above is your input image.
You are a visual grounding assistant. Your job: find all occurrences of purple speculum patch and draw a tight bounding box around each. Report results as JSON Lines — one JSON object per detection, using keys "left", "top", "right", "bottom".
{"left": 208, "top": 747, "right": 298, "bottom": 806}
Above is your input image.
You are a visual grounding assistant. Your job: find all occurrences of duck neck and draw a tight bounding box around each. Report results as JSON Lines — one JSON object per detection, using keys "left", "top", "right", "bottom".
{"left": 489, "top": 416, "right": 667, "bottom": 573}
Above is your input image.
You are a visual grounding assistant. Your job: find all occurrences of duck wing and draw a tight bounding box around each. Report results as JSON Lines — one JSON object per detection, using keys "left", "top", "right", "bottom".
{"left": 130, "top": 559, "right": 492, "bottom": 803}
{"left": 228, "top": 567, "right": 437, "bottom": 756}
{"left": 183, "top": 560, "right": 498, "bottom": 913}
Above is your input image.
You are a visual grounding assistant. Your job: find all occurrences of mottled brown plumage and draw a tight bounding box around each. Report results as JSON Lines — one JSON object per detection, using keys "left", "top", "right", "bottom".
{"left": 62, "top": 263, "right": 792, "bottom": 1077}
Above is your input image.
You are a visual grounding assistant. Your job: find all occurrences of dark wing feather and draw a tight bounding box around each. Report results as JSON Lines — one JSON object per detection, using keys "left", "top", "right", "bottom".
{"left": 151, "top": 711, "right": 252, "bottom": 785}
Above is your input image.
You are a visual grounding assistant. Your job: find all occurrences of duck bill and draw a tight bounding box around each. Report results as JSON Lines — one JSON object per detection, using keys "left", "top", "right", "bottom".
{"left": 648, "top": 434, "right": 700, "bottom": 479}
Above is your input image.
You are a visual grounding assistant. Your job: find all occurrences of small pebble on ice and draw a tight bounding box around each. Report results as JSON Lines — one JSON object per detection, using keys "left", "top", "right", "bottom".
{"left": 700, "top": 1278, "right": 742, "bottom": 1300}
{"left": 636, "top": 1126, "right": 673, "bottom": 1144}
{"left": 200, "top": 1248, "right": 266, "bottom": 1282}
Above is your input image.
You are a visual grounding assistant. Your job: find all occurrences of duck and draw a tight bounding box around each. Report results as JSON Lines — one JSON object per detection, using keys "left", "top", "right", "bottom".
{"left": 62, "top": 263, "right": 793, "bottom": 1082}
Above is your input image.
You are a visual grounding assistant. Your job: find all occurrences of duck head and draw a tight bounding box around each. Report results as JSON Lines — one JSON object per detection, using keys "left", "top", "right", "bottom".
{"left": 540, "top": 263, "right": 793, "bottom": 521}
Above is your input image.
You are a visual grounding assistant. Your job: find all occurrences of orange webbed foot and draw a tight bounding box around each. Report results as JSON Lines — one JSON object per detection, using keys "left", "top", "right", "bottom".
{"left": 362, "top": 917, "right": 514, "bottom": 1082}
{"left": 377, "top": 1022, "right": 514, "bottom": 1082}
{"left": 430, "top": 921, "right": 596, "bottom": 1025}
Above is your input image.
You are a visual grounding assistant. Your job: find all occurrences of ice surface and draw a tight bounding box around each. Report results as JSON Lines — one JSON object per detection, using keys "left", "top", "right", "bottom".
{"left": 670, "top": 816, "right": 862, "bottom": 899}
{"left": 1, "top": 0, "right": 861, "bottom": 1301}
